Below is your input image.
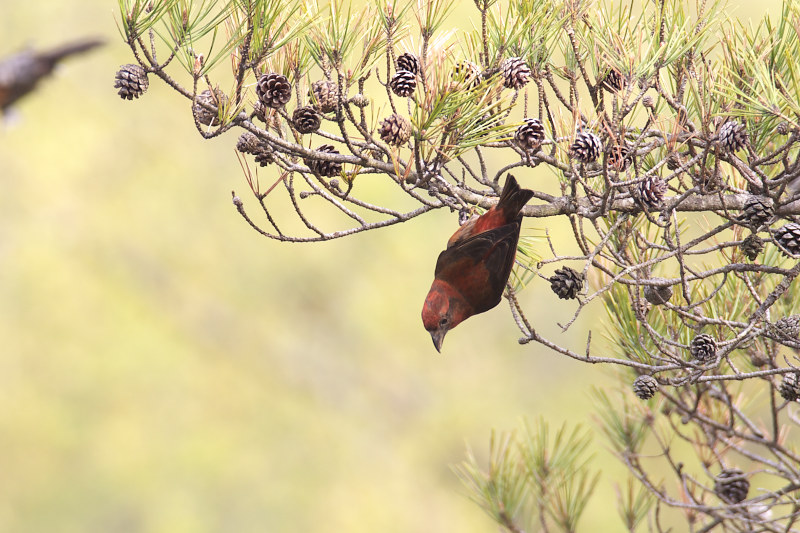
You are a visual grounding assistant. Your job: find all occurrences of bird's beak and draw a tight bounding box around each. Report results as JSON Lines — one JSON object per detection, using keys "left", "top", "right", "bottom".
{"left": 430, "top": 329, "right": 446, "bottom": 353}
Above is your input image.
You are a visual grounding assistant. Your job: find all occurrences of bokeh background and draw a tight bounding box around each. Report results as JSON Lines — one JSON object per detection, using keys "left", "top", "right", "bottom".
{"left": 0, "top": 1, "right": 782, "bottom": 531}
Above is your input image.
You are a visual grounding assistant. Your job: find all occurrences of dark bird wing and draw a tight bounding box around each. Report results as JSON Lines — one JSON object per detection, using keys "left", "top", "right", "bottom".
{"left": 434, "top": 221, "right": 521, "bottom": 314}
{"left": 0, "top": 39, "right": 103, "bottom": 111}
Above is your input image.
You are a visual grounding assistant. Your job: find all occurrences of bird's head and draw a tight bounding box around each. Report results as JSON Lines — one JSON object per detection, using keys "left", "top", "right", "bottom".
{"left": 421, "top": 282, "right": 469, "bottom": 352}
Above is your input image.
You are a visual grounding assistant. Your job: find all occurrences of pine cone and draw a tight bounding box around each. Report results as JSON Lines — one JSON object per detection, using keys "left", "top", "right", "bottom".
{"left": 738, "top": 195, "right": 774, "bottom": 229}
{"left": 252, "top": 100, "right": 268, "bottom": 122}
{"left": 305, "top": 144, "right": 342, "bottom": 177}
{"left": 452, "top": 61, "right": 480, "bottom": 88}
{"left": 601, "top": 69, "right": 624, "bottom": 92}
{"left": 643, "top": 278, "right": 672, "bottom": 305}
{"left": 292, "top": 106, "right": 321, "bottom": 134}
{"left": 396, "top": 52, "right": 420, "bottom": 75}
{"left": 774, "top": 222, "right": 800, "bottom": 257}
{"left": 310, "top": 80, "right": 339, "bottom": 113}
{"left": 500, "top": 57, "right": 531, "bottom": 89}
{"left": 193, "top": 88, "right": 227, "bottom": 126}
{"left": 114, "top": 63, "right": 148, "bottom": 100}
{"left": 378, "top": 113, "right": 412, "bottom": 146}
{"left": 236, "top": 131, "right": 260, "bottom": 154}
{"left": 349, "top": 93, "right": 369, "bottom": 108}
{"left": 256, "top": 72, "right": 292, "bottom": 109}
{"left": 514, "top": 118, "right": 545, "bottom": 152}
{"left": 666, "top": 153, "right": 682, "bottom": 171}
{"left": 777, "top": 121, "right": 790, "bottom": 135}
{"left": 690, "top": 333, "right": 718, "bottom": 364}
{"left": 549, "top": 267, "right": 583, "bottom": 300}
{"left": 714, "top": 469, "right": 750, "bottom": 504}
{"left": 780, "top": 373, "right": 800, "bottom": 401}
{"left": 638, "top": 175, "right": 668, "bottom": 209}
{"left": 740, "top": 234, "right": 764, "bottom": 261}
{"left": 253, "top": 142, "right": 274, "bottom": 166}
{"left": 717, "top": 120, "right": 748, "bottom": 152}
{"left": 569, "top": 131, "right": 602, "bottom": 163}
{"left": 642, "top": 94, "right": 655, "bottom": 109}
{"left": 633, "top": 375, "right": 659, "bottom": 400}
{"left": 774, "top": 315, "right": 800, "bottom": 341}
{"left": 607, "top": 143, "right": 633, "bottom": 171}
{"left": 389, "top": 70, "right": 417, "bottom": 97}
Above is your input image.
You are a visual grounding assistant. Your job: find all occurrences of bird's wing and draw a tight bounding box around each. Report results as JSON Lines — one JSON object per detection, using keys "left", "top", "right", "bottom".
{"left": 434, "top": 222, "right": 521, "bottom": 313}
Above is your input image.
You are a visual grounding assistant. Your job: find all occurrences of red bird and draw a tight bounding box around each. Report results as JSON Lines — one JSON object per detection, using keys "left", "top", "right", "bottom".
{"left": 421, "top": 175, "right": 534, "bottom": 351}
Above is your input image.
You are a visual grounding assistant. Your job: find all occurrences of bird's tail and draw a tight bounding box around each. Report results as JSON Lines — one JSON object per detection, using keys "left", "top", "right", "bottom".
{"left": 497, "top": 174, "right": 534, "bottom": 218}
{"left": 40, "top": 39, "right": 104, "bottom": 66}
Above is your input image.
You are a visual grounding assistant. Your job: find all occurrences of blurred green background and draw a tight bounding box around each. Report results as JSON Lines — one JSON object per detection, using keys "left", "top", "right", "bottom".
{"left": 0, "top": 1, "right": 781, "bottom": 532}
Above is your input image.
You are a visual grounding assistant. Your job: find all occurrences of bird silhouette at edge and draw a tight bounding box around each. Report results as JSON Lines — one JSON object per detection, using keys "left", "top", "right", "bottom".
{"left": 0, "top": 38, "right": 104, "bottom": 113}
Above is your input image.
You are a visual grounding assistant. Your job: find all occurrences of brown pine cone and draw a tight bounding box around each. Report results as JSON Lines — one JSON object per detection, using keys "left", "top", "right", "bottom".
{"left": 601, "top": 69, "right": 624, "bottom": 92}
{"left": 500, "top": 57, "right": 531, "bottom": 89}
{"left": 569, "top": 131, "right": 602, "bottom": 163}
{"left": 396, "top": 52, "right": 420, "bottom": 75}
{"left": 193, "top": 88, "right": 227, "bottom": 126}
{"left": 389, "top": 70, "right": 417, "bottom": 97}
{"left": 549, "top": 267, "right": 583, "bottom": 300}
{"left": 378, "top": 114, "right": 412, "bottom": 146}
{"left": 714, "top": 469, "right": 749, "bottom": 504}
{"left": 292, "top": 106, "right": 321, "bottom": 134}
{"left": 305, "top": 144, "right": 342, "bottom": 177}
{"left": 311, "top": 80, "right": 339, "bottom": 113}
{"left": 607, "top": 143, "right": 633, "bottom": 171}
{"left": 256, "top": 73, "right": 292, "bottom": 109}
{"left": 114, "top": 63, "right": 148, "bottom": 100}
{"left": 514, "top": 118, "right": 545, "bottom": 152}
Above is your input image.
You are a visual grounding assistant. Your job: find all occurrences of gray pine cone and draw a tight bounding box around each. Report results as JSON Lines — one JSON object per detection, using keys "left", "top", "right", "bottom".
{"left": 690, "top": 333, "right": 718, "bottom": 364}
{"left": 638, "top": 175, "right": 668, "bottom": 209}
{"left": 514, "top": 118, "right": 545, "bottom": 152}
{"left": 643, "top": 278, "right": 672, "bottom": 305}
{"left": 349, "top": 93, "right": 370, "bottom": 108}
{"left": 779, "top": 373, "right": 800, "bottom": 401}
{"left": 633, "top": 375, "right": 659, "bottom": 400}
{"left": 740, "top": 234, "right": 764, "bottom": 261}
{"left": 256, "top": 73, "right": 292, "bottom": 109}
{"left": 549, "top": 267, "right": 583, "bottom": 300}
{"left": 774, "top": 222, "right": 800, "bottom": 257}
{"left": 569, "top": 131, "right": 602, "bottom": 163}
{"left": 774, "top": 315, "right": 800, "bottom": 341}
{"left": 236, "top": 131, "right": 260, "bottom": 154}
{"left": 717, "top": 121, "right": 748, "bottom": 152}
{"left": 253, "top": 142, "right": 275, "bottom": 166}
{"left": 114, "top": 63, "right": 148, "bottom": 100}
{"left": 714, "top": 469, "right": 750, "bottom": 504}
{"left": 738, "top": 195, "right": 774, "bottom": 229}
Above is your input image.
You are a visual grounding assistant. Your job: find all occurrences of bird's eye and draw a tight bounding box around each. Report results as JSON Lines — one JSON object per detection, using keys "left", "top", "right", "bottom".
{"left": 439, "top": 317, "right": 449, "bottom": 326}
